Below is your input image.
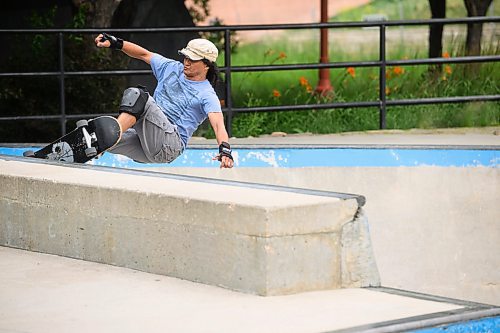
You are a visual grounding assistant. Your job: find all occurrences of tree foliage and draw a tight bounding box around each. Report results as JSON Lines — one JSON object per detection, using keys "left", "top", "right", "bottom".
{"left": 0, "top": 0, "right": 207, "bottom": 142}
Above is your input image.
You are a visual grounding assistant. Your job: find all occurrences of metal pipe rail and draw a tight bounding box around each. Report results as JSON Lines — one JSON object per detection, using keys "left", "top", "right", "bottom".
{"left": 1, "top": 16, "right": 498, "bottom": 34}
{"left": 2, "top": 54, "right": 498, "bottom": 77}
{"left": 1, "top": 16, "right": 499, "bottom": 136}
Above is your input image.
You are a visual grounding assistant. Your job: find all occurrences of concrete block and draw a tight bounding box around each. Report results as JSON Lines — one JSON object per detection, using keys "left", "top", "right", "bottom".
{"left": 0, "top": 158, "right": 380, "bottom": 295}
{"left": 161, "top": 165, "right": 499, "bottom": 305}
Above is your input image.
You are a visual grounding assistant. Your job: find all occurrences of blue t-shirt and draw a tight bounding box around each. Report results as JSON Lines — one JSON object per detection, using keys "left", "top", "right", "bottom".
{"left": 150, "top": 53, "right": 222, "bottom": 147}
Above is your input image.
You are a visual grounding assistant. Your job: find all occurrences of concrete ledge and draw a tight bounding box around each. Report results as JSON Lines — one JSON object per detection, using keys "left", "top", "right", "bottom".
{"left": 157, "top": 165, "right": 499, "bottom": 305}
{"left": 0, "top": 157, "right": 379, "bottom": 295}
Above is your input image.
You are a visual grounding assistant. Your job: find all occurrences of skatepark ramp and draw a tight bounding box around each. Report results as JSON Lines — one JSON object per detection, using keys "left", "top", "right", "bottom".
{"left": 0, "top": 138, "right": 499, "bottom": 332}
{"left": 0, "top": 141, "right": 498, "bottom": 305}
{"left": 0, "top": 155, "right": 379, "bottom": 296}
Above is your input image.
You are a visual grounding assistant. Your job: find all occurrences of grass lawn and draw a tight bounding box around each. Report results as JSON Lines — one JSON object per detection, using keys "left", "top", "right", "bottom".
{"left": 333, "top": 0, "right": 500, "bottom": 21}
{"left": 201, "top": 0, "right": 499, "bottom": 138}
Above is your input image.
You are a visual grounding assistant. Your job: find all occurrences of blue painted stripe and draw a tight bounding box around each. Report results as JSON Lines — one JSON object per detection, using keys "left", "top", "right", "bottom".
{"left": 410, "top": 315, "right": 500, "bottom": 333}
{"left": 1, "top": 147, "right": 498, "bottom": 168}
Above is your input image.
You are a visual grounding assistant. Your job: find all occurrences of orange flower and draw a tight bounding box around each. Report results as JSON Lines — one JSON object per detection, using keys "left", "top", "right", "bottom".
{"left": 278, "top": 51, "right": 287, "bottom": 60}
{"left": 443, "top": 51, "right": 450, "bottom": 58}
{"left": 299, "top": 76, "right": 313, "bottom": 93}
{"left": 444, "top": 65, "right": 452, "bottom": 75}
{"left": 272, "top": 89, "right": 281, "bottom": 98}
{"left": 393, "top": 66, "right": 404, "bottom": 76}
{"left": 347, "top": 67, "right": 355, "bottom": 78}
{"left": 299, "top": 76, "right": 309, "bottom": 86}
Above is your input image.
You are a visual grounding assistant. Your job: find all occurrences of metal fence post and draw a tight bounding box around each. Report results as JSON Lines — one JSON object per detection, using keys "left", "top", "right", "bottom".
{"left": 58, "top": 32, "right": 66, "bottom": 136}
{"left": 379, "top": 24, "right": 387, "bottom": 129}
{"left": 224, "top": 29, "right": 233, "bottom": 137}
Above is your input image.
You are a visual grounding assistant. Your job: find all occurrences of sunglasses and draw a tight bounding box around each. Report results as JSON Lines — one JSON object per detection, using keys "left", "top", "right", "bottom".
{"left": 183, "top": 57, "right": 211, "bottom": 66}
{"left": 183, "top": 56, "right": 203, "bottom": 63}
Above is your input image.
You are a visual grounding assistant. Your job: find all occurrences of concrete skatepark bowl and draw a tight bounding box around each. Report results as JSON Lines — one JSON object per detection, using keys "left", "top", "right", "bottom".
{"left": 0, "top": 137, "right": 498, "bottom": 332}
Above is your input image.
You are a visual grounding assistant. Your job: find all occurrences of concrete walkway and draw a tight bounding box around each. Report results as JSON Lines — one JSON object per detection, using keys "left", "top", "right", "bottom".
{"left": 0, "top": 246, "right": 474, "bottom": 333}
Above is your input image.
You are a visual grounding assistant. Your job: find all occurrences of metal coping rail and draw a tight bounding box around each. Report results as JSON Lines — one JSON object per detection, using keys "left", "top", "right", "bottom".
{"left": 0, "top": 16, "right": 499, "bottom": 136}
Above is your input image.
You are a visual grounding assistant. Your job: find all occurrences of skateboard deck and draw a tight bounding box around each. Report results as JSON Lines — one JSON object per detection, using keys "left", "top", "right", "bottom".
{"left": 24, "top": 116, "right": 121, "bottom": 163}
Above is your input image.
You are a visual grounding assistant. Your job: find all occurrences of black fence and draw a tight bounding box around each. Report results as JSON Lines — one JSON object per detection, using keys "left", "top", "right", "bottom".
{"left": 0, "top": 16, "right": 499, "bottom": 137}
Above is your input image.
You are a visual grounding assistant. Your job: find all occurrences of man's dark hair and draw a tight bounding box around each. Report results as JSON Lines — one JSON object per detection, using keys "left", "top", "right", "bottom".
{"left": 203, "top": 59, "right": 220, "bottom": 88}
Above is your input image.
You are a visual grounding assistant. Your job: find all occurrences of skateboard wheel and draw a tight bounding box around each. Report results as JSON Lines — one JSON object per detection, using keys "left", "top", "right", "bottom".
{"left": 85, "top": 147, "right": 97, "bottom": 157}
{"left": 76, "top": 120, "right": 88, "bottom": 129}
{"left": 23, "top": 150, "right": 35, "bottom": 157}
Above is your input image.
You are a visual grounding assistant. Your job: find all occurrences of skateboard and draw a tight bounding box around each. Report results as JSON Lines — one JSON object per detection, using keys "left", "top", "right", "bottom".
{"left": 23, "top": 116, "right": 121, "bottom": 163}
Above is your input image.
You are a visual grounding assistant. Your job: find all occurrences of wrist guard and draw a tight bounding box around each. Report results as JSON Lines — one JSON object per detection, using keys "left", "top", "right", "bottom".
{"left": 100, "top": 33, "right": 124, "bottom": 50}
{"left": 218, "top": 142, "right": 233, "bottom": 161}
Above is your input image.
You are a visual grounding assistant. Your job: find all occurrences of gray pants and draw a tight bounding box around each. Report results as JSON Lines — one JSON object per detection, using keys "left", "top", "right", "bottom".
{"left": 109, "top": 96, "right": 184, "bottom": 163}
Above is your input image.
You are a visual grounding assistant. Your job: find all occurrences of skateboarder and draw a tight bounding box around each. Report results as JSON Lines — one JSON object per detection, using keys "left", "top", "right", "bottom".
{"left": 95, "top": 34, "right": 234, "bottom": 168}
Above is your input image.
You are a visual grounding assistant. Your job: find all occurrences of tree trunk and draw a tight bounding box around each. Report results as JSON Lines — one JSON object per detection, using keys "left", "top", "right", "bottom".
{"left": 428, "top": 0, "right": 446, "bottom": 74}
{"left": 463, "top": 0, "right": 493, "bottom": 56}
{"left": 112, "top": 0, "right": 198, "bottom": 90}
{"left": 72, "top": 0, "right": 197, "bottom": 90}
{"left": 71, "top": 0, "right": 123, "bottom": 28}
{"left": 70, "top": 0, "right": 123, "bottom": 68}
{"left": 429, "top": 0, "right": 446, "bottom": 58}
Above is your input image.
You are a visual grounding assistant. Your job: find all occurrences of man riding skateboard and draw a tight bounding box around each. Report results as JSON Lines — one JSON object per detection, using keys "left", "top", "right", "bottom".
{"left": 95, "top": 33, "right": 234, "bottom": 169}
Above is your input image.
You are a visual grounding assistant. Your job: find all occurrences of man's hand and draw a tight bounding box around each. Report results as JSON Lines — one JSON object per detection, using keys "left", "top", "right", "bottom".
{"left": 95, "top": 33, "right": 123, "bottom": 50}
{"left": 214, "top": 155, "right": 234, "bottom": 168}
{"left": 208, "top": 113, "right": 233, "bottom": 169}
{"left": 213, "top": 142, "right": 234, "bottom": 168}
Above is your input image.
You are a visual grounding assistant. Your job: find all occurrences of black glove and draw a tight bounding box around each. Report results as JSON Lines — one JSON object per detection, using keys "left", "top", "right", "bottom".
{"left": 218, "top": 142, "right": 233, "bottom": 161}
{"left": 100, "top": 33, "right": 124, "bottom": 50}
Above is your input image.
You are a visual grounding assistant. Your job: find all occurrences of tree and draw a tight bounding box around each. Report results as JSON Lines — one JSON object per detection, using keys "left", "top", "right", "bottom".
{"left": 428, "top": 0, "right": 446, "bottom": 73}
{"left": 0, "top": 0, "right": 200, "bottom": 142}
{"left": 69, "top": 0, "right": 198, "bottom": 90}
{"left": 463, "top": 0, "right": 493, "bottom": 56}
{"left": 71, "top": 0, "right": 122, "bottom": 28}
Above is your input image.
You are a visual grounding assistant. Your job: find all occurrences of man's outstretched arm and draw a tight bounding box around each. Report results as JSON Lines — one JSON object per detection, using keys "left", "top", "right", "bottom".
{"left": 95, "top": 33, "right": 153, "bottom": 65}
{"left": 208, "top": 112, "right": 234, "bottom": 169}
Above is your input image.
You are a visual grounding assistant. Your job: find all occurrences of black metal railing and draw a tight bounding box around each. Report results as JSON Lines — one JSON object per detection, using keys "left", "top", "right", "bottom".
{"left": 0, "top": 16, "right": 499, "bottom": 137}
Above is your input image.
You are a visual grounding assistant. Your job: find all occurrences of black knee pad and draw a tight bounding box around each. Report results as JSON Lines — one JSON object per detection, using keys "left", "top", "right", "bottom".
{"left": 119, "top": 85, "right": 149, "bottom": 120}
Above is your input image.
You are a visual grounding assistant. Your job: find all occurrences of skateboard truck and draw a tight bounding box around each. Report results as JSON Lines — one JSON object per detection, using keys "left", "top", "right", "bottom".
{"left": 76, "top": 120, "right": 98, "bottom": 157}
